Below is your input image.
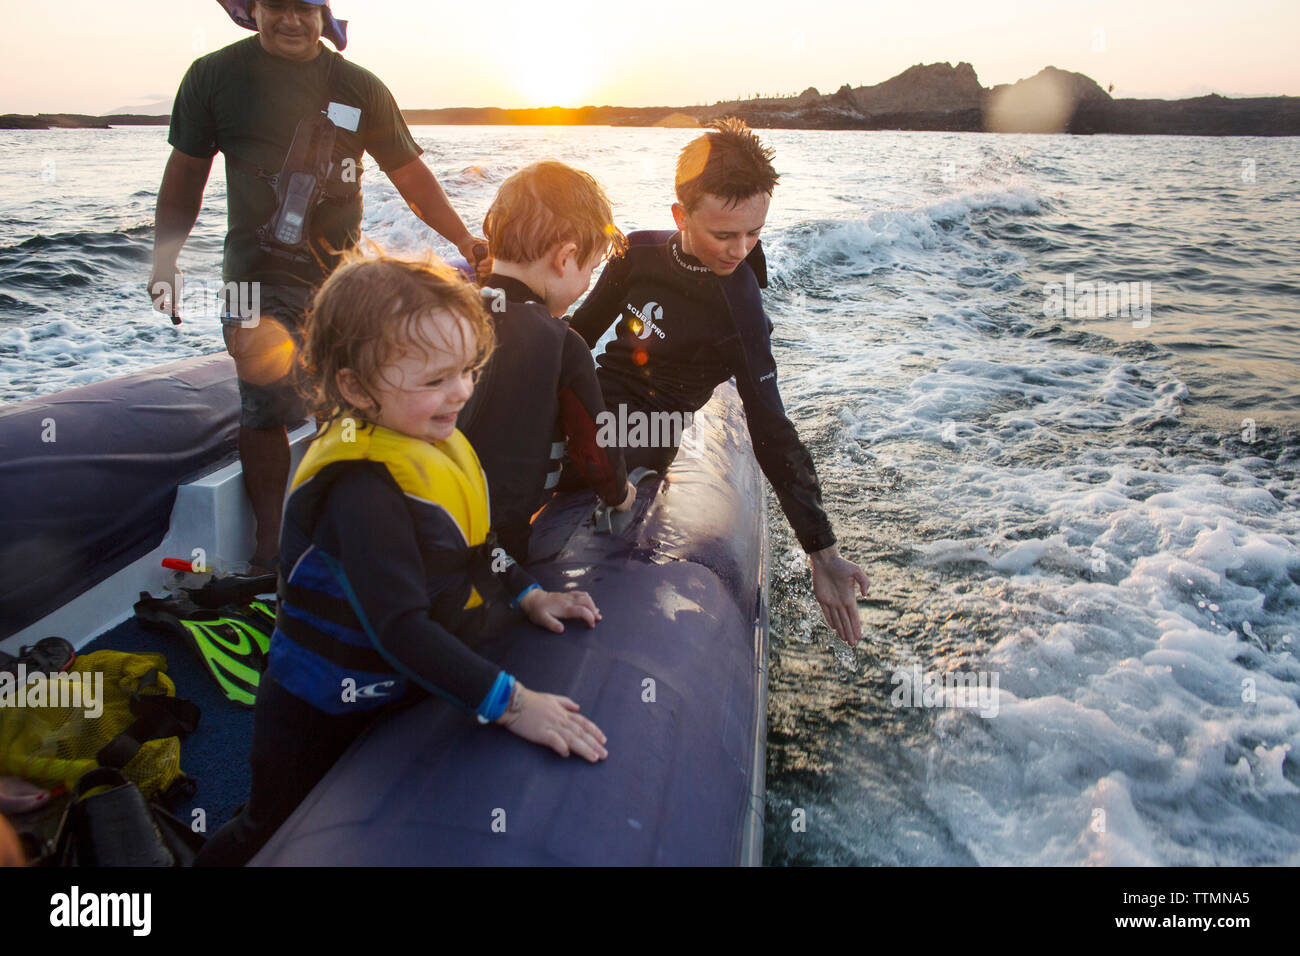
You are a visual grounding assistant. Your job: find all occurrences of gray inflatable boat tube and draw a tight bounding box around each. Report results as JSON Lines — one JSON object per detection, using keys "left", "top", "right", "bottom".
{"left": 252, "top": 383, "right": 770, "bottom": 866}
{"left": 0, "top": 354, "right": 240, "bottom": 640}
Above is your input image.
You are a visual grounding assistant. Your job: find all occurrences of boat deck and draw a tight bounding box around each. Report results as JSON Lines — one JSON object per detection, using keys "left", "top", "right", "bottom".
{"left": 82, "top": 615, "right": 255, "bottom": 835}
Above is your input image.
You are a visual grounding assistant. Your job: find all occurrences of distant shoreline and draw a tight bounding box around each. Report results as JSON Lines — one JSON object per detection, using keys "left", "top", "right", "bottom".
{"left": 398, "top": 95, "right": 1300, "bottom": 135}
{"left": 0, "top": 114, "right": 168, "bottom": 130}
{"left": 6, "top": 101, "right": 1298, "bottom": 137}
{"left": 6, "top": 60, "right": 1298, "bottom": 136}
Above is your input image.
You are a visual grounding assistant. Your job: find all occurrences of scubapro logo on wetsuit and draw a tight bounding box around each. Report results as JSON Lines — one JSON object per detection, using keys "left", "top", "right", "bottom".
{"left": 624, "top": 301, "right": 666, "bottom": 340}
{"left": 671, "top": 240, "right": 712, "bottom": 274}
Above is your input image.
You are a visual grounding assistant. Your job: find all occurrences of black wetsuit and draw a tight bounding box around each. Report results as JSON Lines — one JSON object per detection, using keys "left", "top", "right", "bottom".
{"left": 459, "top": 274, "right": 628, "bottom": 559}
{"left": 571, "top": 230, "right": 835, "bottom": 553}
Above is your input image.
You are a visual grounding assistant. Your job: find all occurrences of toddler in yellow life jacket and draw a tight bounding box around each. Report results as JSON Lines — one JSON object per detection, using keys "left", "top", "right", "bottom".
{"left": 196, "top": 250, "right": 607, "bottom": 866}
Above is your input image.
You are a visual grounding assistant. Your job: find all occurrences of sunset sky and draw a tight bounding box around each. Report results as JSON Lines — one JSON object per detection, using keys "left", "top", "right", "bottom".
{"left": 3, "top": 0, "right": 1297, "bottom": 114}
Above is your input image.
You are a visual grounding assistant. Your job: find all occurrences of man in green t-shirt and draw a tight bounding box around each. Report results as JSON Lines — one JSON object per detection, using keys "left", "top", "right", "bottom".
{"left": 148, "top": 0, "right": 487, "bottom": 573}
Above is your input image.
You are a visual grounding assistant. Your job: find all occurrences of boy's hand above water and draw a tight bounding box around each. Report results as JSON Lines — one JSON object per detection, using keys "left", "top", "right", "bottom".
{"left": 496, "top": 681, "right": 608, "bottom": 762}
{"left": 809, "top": 545, "right": 872, "bottom": 647}
{"left": 520, "top": 587, "right": 602, "bottom": 632}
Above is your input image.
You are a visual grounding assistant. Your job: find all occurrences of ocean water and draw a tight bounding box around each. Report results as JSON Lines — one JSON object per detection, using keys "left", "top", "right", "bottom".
{"left": 1, "top": 126, "right": 1297, "bottom": 865}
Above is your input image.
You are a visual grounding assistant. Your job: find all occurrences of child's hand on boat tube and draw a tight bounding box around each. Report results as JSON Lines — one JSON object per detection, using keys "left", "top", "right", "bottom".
{"left": 495, "top": 681, "right": 608, "bottom": 762}
{"left": 519, "top": 587, "right": 602, "bottom": 632}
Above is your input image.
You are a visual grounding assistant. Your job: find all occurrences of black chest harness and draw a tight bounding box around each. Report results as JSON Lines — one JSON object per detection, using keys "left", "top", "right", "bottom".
{"left": 226, "top": 54, "right": 363, "bottom": 266}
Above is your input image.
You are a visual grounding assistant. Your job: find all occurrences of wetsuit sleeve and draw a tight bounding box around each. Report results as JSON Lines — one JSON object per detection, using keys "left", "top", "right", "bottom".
{"left": 570, "top": 252, "right": 632, "bottom": 349}
{"left": 728, "top": 314, "right": 837, "bottom": 554}
{"left": 498, "top": 552, "right": 539, "bottom": 604}
{"left": 317, "top": 463, "right": 503, "bottom": 712}
{"left": 558, "top": 328, "right": 628, "bottom": 503}
{"left": 362, "top": 76, "right": 423, "bottom": 172}
{"left": 168, "top": 59, "right": 219, "bottom": 160}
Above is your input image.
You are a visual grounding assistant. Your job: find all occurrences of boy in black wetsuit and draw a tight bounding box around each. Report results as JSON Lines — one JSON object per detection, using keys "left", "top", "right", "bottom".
{"left": 458, "top": 161, "right": 635, "bottom": 560}
{"left": 571, "top": 119, "right": 872, "bottom": 645}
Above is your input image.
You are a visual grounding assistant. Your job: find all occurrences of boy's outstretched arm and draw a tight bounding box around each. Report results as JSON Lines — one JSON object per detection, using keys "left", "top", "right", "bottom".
{"left": 740, "top": 391, "right": 872, "bottom": 645}
{"left": 569, "top": 251, "right": 632, "bottom": 349}
{"left": 739, "top": 393, "right": 871, "bottom": 646}
{"left": 726, "top": 301, "right": 872, "bottom": 646}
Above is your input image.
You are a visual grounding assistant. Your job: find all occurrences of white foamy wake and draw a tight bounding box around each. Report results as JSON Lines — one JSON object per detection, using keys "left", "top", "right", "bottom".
{"left": 903, "top": 441, "right": 1300, "bottom": 864}
{"left": 765, "top": 190, "right": 1299, "bottom": 865}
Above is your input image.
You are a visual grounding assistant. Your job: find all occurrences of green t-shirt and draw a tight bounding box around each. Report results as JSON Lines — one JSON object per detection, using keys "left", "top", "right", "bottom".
{"left": 169, "top": 37, "right": 422, "bottom": 286}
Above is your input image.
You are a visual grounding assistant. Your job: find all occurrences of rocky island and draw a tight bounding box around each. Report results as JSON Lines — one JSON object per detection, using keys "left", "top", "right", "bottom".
{"left": 405, "top": 63, "right": 1298, "bottom": 135}
{"left": 684, "top": 63, "right": 1299, "bottom": 135}
{"left": 5, "top": 63, "right": 1295, "bottom": 135}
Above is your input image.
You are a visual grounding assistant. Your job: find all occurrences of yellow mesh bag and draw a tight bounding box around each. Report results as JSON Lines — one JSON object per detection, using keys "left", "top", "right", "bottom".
{"left": 0, "top": 650, "right": 192, "bottom": 800}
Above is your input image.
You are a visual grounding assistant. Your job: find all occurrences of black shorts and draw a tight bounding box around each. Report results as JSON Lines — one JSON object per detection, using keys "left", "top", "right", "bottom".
{"left": 221, "top": 283, "right": 311, "bottom": 430}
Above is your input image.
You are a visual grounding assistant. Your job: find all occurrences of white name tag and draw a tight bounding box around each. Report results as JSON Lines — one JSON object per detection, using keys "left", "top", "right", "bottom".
{"left": 326, "top": 102, "right": 361, "bottom": 132}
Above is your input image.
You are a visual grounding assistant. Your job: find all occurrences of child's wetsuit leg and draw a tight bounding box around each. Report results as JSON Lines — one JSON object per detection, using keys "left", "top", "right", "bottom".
{"left": 195, "top": 676, "right": 378, "bottom": 866}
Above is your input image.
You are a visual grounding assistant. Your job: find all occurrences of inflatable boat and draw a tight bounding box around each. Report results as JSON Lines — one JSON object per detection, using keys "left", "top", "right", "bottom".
{"left": 0, "top": 353, "right": 770, "bottom": 866}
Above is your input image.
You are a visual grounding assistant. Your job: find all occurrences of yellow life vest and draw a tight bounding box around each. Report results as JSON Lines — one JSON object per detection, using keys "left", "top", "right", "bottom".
{"left": 293, "top": 417, "right": 493, "bottom": 608}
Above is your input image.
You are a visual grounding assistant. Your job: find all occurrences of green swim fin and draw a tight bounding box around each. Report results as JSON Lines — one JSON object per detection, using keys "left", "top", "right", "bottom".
{"left": 133, "top": 593, "right": 275, "bottom": 708}
{"left": 243, "top": 599, "right": 277, "bottom": 657}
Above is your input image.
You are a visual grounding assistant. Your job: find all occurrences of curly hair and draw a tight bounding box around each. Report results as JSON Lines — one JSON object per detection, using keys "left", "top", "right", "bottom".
{"left": 299, "top": 246, "right": 494, "bottom": 426}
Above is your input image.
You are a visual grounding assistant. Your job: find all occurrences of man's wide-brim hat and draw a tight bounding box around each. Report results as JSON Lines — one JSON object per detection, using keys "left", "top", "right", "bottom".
{"left": 217, "top": 0, "right": 348, "bottom": 51}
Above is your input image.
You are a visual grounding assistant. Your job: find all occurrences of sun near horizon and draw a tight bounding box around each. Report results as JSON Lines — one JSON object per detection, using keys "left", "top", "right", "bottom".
{"left": 1, "top": 0, "right": 1298, "bottom": 114}
{"left": 498, "top": 14, "right": 603, "bottom": 110}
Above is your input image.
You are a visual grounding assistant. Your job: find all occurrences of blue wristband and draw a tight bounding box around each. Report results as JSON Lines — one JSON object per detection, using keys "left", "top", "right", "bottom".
{"left": 476, "top": 671, "right": 516, "bottom": 724}
{"left": 511, "top": 583, "right": 541, "bottom": 609}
